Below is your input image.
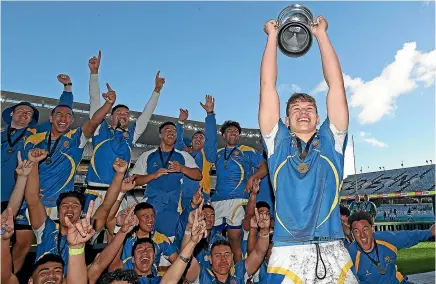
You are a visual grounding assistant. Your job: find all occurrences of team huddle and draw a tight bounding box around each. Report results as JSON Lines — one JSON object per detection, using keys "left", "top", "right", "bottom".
{"left": 1, "top": 17, "right": 434, "bottom": 284}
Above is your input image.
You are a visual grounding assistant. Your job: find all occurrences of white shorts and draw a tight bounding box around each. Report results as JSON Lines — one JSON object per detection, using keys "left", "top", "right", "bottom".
{"left": 267, "top": 240, "right": 358, "bottom": 284}
{"left": 212, "top": 198, "right": 248, "bottom": 228}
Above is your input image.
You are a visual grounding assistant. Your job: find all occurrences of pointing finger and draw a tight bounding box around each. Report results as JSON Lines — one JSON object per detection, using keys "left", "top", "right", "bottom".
{"left": 156, "top": 70, "right": 160, "bottom": 78}
{"left": 98, "top": 50, "right": 102, "bottom": 60}
{"left": 106, "top": 83, "right": 112, "bottom": 91}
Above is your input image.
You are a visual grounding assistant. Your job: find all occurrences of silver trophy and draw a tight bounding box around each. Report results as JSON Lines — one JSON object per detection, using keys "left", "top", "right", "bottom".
{"left": 277, "top": 4, "right": 315, "bottom": 57}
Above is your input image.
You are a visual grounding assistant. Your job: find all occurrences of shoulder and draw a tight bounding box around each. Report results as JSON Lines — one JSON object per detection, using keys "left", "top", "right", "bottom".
{"left": 64, "top": 127, "right": 81, "bottom": 139}
{"left": 238, "top": 145, "right": 257, "bottom": 153}
{"left": 153, "top": 231, "right": 170, "bottom": 244}
{"left": 138, "top": 148, "right": 158, "bottom": 159}
{"left": 25, "top": 131, "right": 47, "bottom": 146}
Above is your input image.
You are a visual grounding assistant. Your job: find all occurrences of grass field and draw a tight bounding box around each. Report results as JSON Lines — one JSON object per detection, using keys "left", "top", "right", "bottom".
{"left": 397, "top": 242, "right": 435, "bottom": 275}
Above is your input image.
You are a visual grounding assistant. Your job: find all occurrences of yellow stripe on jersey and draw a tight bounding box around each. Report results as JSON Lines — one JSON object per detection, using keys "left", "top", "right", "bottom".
{"left": 238, "top": 145, "right": 256, "bottom": 153}
{"left": 91, "top": 138, "right": 112, "bottom": 182}
{"left": 376, "top": 240, "right": 398, "bottom": 254}
{"left": 355, "top": 251, "right": 361, "bottom": 273}
{"left": 123, "top": 256, "right": 132, "bottom": 264}
{"left": 338, "top": 260, "right": 354, "bottom": 284}
{"left": 24, "top": 132, "right": 47, "bottom": 147}
{"left": 267, "top": 266, "right": 303, "bottom": 284}
{"left": 64, "top": 128, "right": 78, "bottom": 139}
{"left": 152, "top": 231, "right": 170, "bottom": 245}
{"left": 316, "top": 154, "right": 339, "bottom": 228}
{"left": 231, "top": 157, "right": 244, "bottom": 191}
{"left": 52, "top": 153, "right": 75, "bottom": 196}
{"left": 200, "top": 149, "right": 213, "bottom": 194}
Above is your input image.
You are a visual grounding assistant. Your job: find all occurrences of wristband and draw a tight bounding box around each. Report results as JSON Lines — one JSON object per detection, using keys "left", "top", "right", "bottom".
{"left": 178, "top": 120, "right": 185, "bottom": 125}
{"left": 259, "top": 232, "right": 270, "bottom": 239}
{"left": 179, "top": 254, "right": 192, "bottom": 264}
{"left": 185, "top": 230, "right": 192, "bottom": 236}
{"left": 117, "top": 192, "right": 125, "bottom": 201}
{"left": 69, "top": 247, "right": 84, "bottom": 255}
{"left": 64, "top": 82, "right": 72, "bottom": 86}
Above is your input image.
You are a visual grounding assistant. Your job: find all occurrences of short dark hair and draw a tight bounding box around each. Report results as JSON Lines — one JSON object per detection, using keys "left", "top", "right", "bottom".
{"left": 220, "top": 120, "right": 241, "bottom": 135}
{"left": 256, "top": 201, "right": 271, "bottom": 211}
{"left": 32, "top": 253, "right": 64, "bottom": 275}
{"left": 339, "top": 205, "right": 350, "bottom": 217}
{"left": 51, "top": 106, "right": 74, "bottom": 116}
{"left": 97, "top": 269, "right": 139, "bottom": 284}
{"left": 348, "top": 211, "right": 373, "bottom": 228}
{"left": 211, "top": 239, "right": 231, "bottom": 253}
{"left": 111, "top": 104, "right": 130, "bottom": 115}
{"left": 132, "top": 238, "right": 155, "bottom": 257}
{"left": 134, "top": 202, "right": 154, "bottom": 215}
{"left": 159, "top": 121, "right": 176, "bottom": 133}
{"left": 56, "top": 191, "right": 85, "bottom": 210}
{"left": 286, "top": 93, "right": 318, "bottom": 117}
{"left": 192, "top": 130, "right": 205, "bottom": 139}
{"left": 203, "top": 204, "right": 214, "bottom": 211}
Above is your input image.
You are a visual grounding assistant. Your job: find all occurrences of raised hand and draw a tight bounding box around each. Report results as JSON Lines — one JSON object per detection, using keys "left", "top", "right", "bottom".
{"left": 154, "top": 71, "right": 166, "bottom": 93}
{"left": 200, "top": 94, "right": 215, "bottom": 114}
{"left": 113, "top": 158, "right": 128, "bottom": 173}
{"left": 120, "top": 205, "right": 139, "bottom": 234}
{"left": 188, "top": 199, "right": 204, "bottom": 227}
{"left": 179, "top": 108, "right": 189, "bottom": 122}
{"left": 28, "top": 148, "right": 48, "bottom": 163}
{"left": 153, "top": 168, "right": 169, "bottom": 180}
{"left": 102, "top": 83, "right": 116, "bottom": 105}
{"left": 191, "top": 187, "right": 204, "bottom": 209}
{"left": 245, "top": 177, "right": 259, "bottom": 194}
{"left": 116, "top": 208, "right": 129, "bottom": 227}
{"left": 121, "top": 176, "right": 137, "bottom": 193}
{"left": 255, "top": 208, "right": 271, "bottom": 230}
{"left": 311, "top": 16, "right": 328, "bottom": 36}
{"left": 1, "top": 208, "right": 14, "bottom": 240}
{"left": 190, "top": 209, "right": 207, "bottom": 244}
{"left": 15, "top": 151, "right": 34, "bottom": 177}
{"left": 65, "top": 200, "right": 96, "bottom": 248}
{"left": 264, "top": 20, "right": 278, "bottom": 36}
{"left": 57, "top": 74, "right": 72, "bottom": 85}
{"left": 168, "top": 161, "right": 184, "bottom": 173}
{"left": 88, "top": 50, "right": 102, "bottom": 74}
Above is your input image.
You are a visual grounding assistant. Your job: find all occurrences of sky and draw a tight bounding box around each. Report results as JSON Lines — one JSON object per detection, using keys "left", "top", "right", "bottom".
{"left": 1, "top": 1, "right": 435, "bottom": 176}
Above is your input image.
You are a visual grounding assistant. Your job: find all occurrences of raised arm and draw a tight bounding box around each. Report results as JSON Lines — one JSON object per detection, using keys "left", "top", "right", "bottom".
{"left": 65, "top": 201, "right": 96, "bottom": 284}
{"left": 1, "top": 208, "right": 19, "bottom": 284}
{"left": 175, "top": 108, "right": 189, "bottom": 151}
{"left": 1, "top": 152, "right": 33, "bottom": 219}
{"left": 92, "top": 158, "right": 127, "bottom": 232}
{"left": 88, "top": 206, "right": 138, "bottom": 284}
{"left": 25, "top": 149, "right": 49, "bottom": 230}
{"left": 82, "top": 83, "right": 116, "bottom": 138}
{"left": 312, "top": 16, "right": 348, "bottom": 131}
{"left": 200, "top": 95, "right": 218, "bottom": 163}
{"left": 245, "top": 208, "right": 271, "bottom": 276}
{"left": 390, "top": 225, "right": 434, "bottom": 250}
{"left": 243, "top": 180, "right": 260, "bottom": 232}
{"left": 88, "top": 51, "right": 102, "bottom": 117}
{"left": 259, "top": 20, "right": 280, "bottom": 135}
{"left": 133, "top": 71, "right": 166, "bottom": 143}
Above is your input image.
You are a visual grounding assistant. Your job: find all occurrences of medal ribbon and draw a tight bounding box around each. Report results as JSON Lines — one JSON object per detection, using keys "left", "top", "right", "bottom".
{"left": 7, "top": 127, "right": 27, "bottom": 150}
{"left": 359, "top": 240, "right": 386, "bottom": 275}
{"left": 158, "top": 147, "right": 175, "bottom": 169}
{"left": 224, "top": 146, "right": 238, "bottom": 166}
{"left": 295, "top": 132, "right": 317, "bottom": 162}
{"left": 44, "top": 131, "right": 64, "bottom": 164}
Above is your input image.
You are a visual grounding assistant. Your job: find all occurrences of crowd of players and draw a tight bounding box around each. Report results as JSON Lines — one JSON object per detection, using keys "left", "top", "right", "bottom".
{"left": 1, "top": 17, "right": 435, "bottom": 284}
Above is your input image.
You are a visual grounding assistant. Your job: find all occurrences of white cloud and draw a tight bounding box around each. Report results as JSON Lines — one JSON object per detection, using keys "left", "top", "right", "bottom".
{"left": 277, "top": 83, "right": 302, "bottom": 95}
{"left": 359, "top": 131, "right": 370, "bottom": 137}
{"left": 363, "top": 138, "right": 388, "bottom": 148}
{"left": 312, "top": 42, "right": 436, "bottom": 124}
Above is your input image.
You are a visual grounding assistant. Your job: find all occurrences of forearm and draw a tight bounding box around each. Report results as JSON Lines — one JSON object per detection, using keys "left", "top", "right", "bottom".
{"left": 25, "top": 165, "right": 46, "bottom": 229}
{"left": 89, "top": 74, "right": 101, "bottom": 118}
{"left": 133, "top": 91, "right": 161, "bottom": 143}
{"left": 242, "top": 194, "right": 257, "bottom": 231}
{"left": 135, "top": 173, "right": 156, "bottom": 186}
{"left": 83, "top": 101, "right": 112, "bottom": 138}
{"left": 182, "top": 167, "right": 202, "bottom": 181}
{"left": 246, "top": 228, "right": 269, "bottom": 276}
{"left": 259, "top": 34, "right": 280, "bottom": 134}
{"left": 161, "top": 241, "right": 196, "bottom": 284}
{"left": 92, "top": 173, "right": 123, "bottom": 231}
{"left": 247, "top": 227, "right": 257, "bottom": 255}
{"left": 4, "top": 176, "right": 27, "bottom": 218}
{"left": 1, "top": 239, "right": 13, "bottom": 283}
{"left": 316, "top": 32, "right": 344, "bottom": 89}
{"left": 88, "top": 231, "right": 127, "bottom": 283}
{"left": 252, "top": 161, "right": 268, "bottom": 180}
{"left": 106, "top": 200, "right": 122, "bottom": 236}
{"left": 204, "top": 114, "right": 218, "bottom": 163}
{"left": 67, "top": 246, "right": 87, "bottom": 284}
{"left": 175, "top": 122, "right": 186, "bottom": 151}
{"left": 397, "top": 230, "right": 432, "bottom": 249}
{"left": 181, "top": 225, "right": 193, "bottom": 250}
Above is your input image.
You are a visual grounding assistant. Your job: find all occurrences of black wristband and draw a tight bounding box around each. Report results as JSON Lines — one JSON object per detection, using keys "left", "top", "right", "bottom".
{"left": 64, "top": 82, "right": 72, "bottom": 86}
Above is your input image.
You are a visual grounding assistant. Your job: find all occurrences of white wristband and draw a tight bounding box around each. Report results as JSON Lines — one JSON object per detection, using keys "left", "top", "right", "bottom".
{"left": 117, "top": 192, "right": 125, "bottom": 201}
{"left": 185, "top": 230, "right": 192, "bottom": 236}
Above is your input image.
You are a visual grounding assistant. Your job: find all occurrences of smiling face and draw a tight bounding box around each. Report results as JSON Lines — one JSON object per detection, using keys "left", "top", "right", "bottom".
{"left": 159, "top": 124, "right": 176, "bottom": 146}
{"left": 29, "top": 261, "right": 64, "bottom": 284}
{"left": 111, "top": 106, "right": 130, "bottom": 128}
{"left": 223, "top": 126, "right": 240, "bottom": 146}
{"left": 50, "top": 106, "right": 73, "bottom": 134}
{"left": 351, "top": 219, "right": 375, "bottom": 252}
{"left": 192, "top": 132, "right": 205, "bottom": 151}
{"left": 133, "top": 242, "right": 155, "bottom": 274}
{"left": 286, "top": 100, "right": 319, "bottom": 135}
{"left": 58, "top": 197, "right": 82, "bottom": 228}
{"left": 11, "top": 105, "right": 34, "bottom": 128}
{"left": 136, "top": 208, "right": 155, "bottom": 234}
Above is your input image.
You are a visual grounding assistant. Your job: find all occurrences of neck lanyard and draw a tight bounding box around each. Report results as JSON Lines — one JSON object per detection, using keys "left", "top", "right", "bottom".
{"left": 359, "top": 240, "right": 387, "bottom": 275}
{"left": 294, "top": 132, "right": 316, "bottom": 174}
{"left": 224, "top": 146, "right": 238, "bottom": 170}
{"left": 158, "top": 146, "right": 175, "bottom": 168}
{"left": 44, "top": 131, "right": 64, "bottom": 165}
{"left": 6, "top": 127, "right": 27, "bottom": 154}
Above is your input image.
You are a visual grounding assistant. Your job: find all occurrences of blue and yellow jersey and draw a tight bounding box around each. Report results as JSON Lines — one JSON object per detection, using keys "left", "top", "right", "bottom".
{"left": 121, "top": 230, "right": 177, "bottom": 271}
{"left": 199, "top": 259, "right": 247, "bottom": 284}
{"left": 175, "top": 122, "right": 213, "bottom": 201}
{"left": 347, "top": 230, "right": 432, "bottom": 284}
{"left": 204, "top": 114, "right": 264, "bottom": 202}
{"left": 34, "top": 218, "right": 69, "bottom": 275}
{"left": 22, "top": 126, "right": 87, "bottom": 207}
{"left": 263, "top": 118, "right": 347, "bottom": 245}
{"left": 1, "top": 126, "right": 37, "bottom": 201}
{"left": 138, "top": 272, "right": 162, "bottom": 284}
{"left": 86, "top": 120, "right": 136, "bottom": 186}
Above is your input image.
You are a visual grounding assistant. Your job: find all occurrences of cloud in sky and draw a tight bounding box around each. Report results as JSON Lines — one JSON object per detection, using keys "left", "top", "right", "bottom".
{"left": 312, "top": 42, "right": 436, "bottom": 124}
{"left": 278, "top": 83, "right": 302, "bottom": 95}
{"left": 363, "top": 137, "right": 388, "bottom": 148}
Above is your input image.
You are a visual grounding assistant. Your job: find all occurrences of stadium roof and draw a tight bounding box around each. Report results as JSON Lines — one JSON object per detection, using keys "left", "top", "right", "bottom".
{"left": 1, "top": 90, "right": 264, "bottom": 157}
{"left": 341, "top": 164, "right": 435, "bottom": 198}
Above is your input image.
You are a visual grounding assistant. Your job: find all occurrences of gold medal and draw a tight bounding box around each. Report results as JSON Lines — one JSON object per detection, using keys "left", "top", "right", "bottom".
{"left": 7, "top": 148, "right": 14, "bottom": 154}
{"left": 297, "top": 162, "right": 309, "bottom": 174}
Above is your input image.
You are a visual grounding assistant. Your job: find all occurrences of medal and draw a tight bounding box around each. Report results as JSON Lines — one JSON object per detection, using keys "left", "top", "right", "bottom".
{"left": 5, "top": 127, "right": 26, "bottom": 156}
{"left": 45, "top": 157, "right": 52, "bottom": 165}
{"left": 360, "top": 240, "right": 387, "bottom": 276}
{"left": 7, "top": 148, "right": 14, "bottom": 154}
{"left": 297, "top": 162, "right": 309, "bottom": 174}
{"left": 224, "top": 146, "right": 237, "bottom": 171}
{"left": 224, "top": 160, "right": 228, "bottom": 170}
{"left": 43, "top": 130, "right": 64, "bottom": 166}
{"left": 377, "top": 264, "right": 386, "bottom": 275}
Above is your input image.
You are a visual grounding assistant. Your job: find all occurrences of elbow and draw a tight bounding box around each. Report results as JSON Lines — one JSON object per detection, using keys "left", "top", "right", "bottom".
{"left": 195, "top": 171, "right": 203, "bottom": 181}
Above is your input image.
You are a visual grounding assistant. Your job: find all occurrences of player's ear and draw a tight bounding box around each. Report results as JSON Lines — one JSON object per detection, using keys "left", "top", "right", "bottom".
{"left": 316, "top": 115, "right": 320, "bottom": 126}
{"left": 285, "top": 117, "right": 290, "bottom": 127}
